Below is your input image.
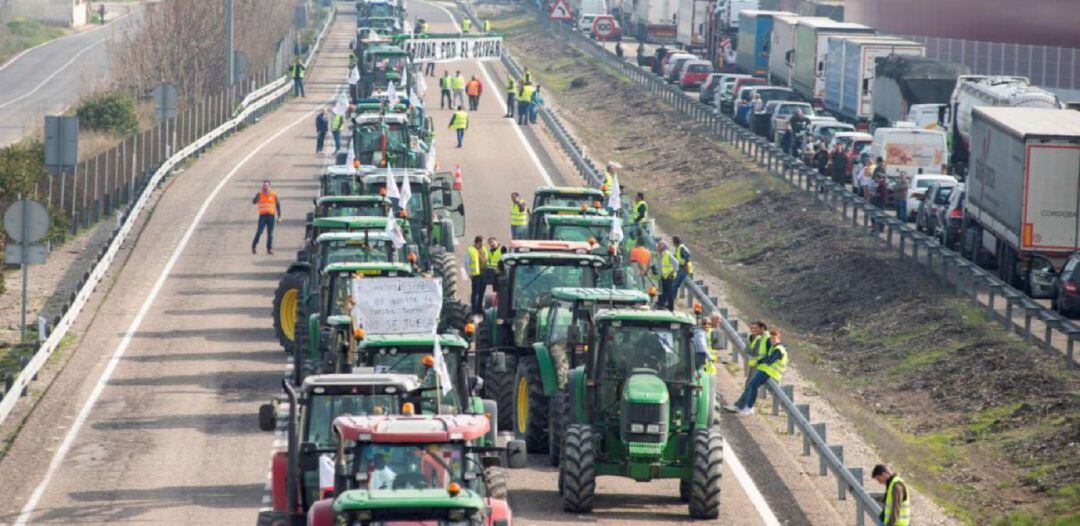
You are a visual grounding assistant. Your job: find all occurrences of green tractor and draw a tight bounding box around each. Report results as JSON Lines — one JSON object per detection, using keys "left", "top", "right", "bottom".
{"left": 350, "top": 111, "right": 430, "bottom": 169}
{"left": 319, "top": 164, "right": 362, "bottom": 197}
{"left": 527, "top": 204, "right": 608, "bottom": 239}
{"left": 356, "top": 43, "right": 410, "bottom": 99}
{"left": 531, "top": 186, "right": 606, "bottom": 210}
{"left": 512, "top": 287, "right": 650, "bottom": 456}
{"left": 556, "top": 309, "right": 723, "bottom": 518}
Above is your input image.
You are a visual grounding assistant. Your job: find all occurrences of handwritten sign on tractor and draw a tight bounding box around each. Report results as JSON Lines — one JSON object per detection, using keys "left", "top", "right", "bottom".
{"left": 402, "top": 37, "right": 503, "bottom": 63}
{"left": 351, "top": 277, "right": 443, "bottom": 335}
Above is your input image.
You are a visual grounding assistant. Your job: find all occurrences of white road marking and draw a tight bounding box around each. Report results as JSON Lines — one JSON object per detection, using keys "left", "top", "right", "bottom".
{"left": 14, "top": 95, "right": 330, "bottom": 526}
{"left": 0, "top": 9, "right": 130, "bottom": 73}
{"left": 0, "top": 40, "right": 105, "bottom": 109}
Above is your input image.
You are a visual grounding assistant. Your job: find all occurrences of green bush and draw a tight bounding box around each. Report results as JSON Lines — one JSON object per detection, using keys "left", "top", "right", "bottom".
{"left": 75, "top": 92, "right": 138, "bottom": 135}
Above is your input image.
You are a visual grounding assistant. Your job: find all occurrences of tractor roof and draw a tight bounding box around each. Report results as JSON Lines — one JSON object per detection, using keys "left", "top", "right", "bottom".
{"left": 312, "top": 216, "right": 394, "bottom": 229}
{"left": 536, "top": 186, "right": 604, "bottom": 196}
{"left": 508, "top": 239, "right": 592, "bottom": 254}
{"left": 333, "top": 414, "right": 490, "bottom": 443}
{"left": 354, "top": 113, "right": 409, "bottom": 125}
{"left": 551, "top": 287, "right": 650, "bottom": 303}
{"left": 365, "top": 43, "right": 408, "bottom": 55}
{"left": 323, "top": 261, "right": 414, "bottom": 275}
{"left": 361, "top": 333, "right": 468, "bottom": 349}
{"left": 360, "top": 169, "right": 432, "bottom": 186}
{"left": 301, "top": 372, "right": 423, "bottom": 393}
{"left": 333, "top": 488, "right": 485, "bottom": 513}
{"left": 532, "top": 205, "right": 608, "bottom": 216}
{"left": 545, "top": 215, "right": 615, "bottom": 226}
{"left": 316, "top": 231, "right": 393, "bottom": 244}
{"left": 318, "top": 195, "right": 390, "bottom": 205}
{"left": 595, "top": 308, "right": 696, "bottom": 325}
{"left": 324, "top": 164, "right": 358, "bottom": 176}
{"left": 502, "top": 252, "right": 606, "bottom": 265}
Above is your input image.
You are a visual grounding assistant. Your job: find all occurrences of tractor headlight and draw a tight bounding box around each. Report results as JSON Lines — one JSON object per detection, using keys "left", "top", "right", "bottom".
{"left": 646, "top": 424, "right": 661, "bottom": 434}
{"left": 630, "top": 424, "right": 644, "bottom": 433}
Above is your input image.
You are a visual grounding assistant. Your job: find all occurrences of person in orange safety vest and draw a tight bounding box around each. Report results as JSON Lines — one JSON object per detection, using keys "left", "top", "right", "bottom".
{"left": 251, "top": 180, "right": 282, "bottom": 254}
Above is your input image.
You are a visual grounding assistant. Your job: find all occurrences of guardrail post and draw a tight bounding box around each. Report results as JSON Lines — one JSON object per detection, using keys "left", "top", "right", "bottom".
{"left": 825, "top": 444, "right": 843, "bottom": 476}
{"left": 1041, "top": 313, "right": 1061, "bottom": 355}
{"left": 1064, "top": 329, "right": 1080, "bottom": 369}
{"left": 774, "top": 384, "right": 793, "bottom": 416}
{"left": 1023, "top": 303, "right": 1040, "bottom": 342}
{"left": 806, "top": 422, "right": 825, "bottom": 456}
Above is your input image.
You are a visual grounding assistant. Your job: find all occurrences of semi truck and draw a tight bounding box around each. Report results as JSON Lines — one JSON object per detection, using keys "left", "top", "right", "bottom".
{"left": 822, "top": 36, "right": 924, "bottom": 125}
{"left": 633, "top": 0, "right": 678, "bottom": 43}
{"left": 716, "top": 0, "right": 759, "bottom": 32}
{"left": 735, "top": 10, "right": 793, "bottom": 77}
{"left": 676, "top": 0, "right": 711, "bottom": 52}
{"left": 949, "top": 75, "right": 1063, "bottom": 175}
{"left": 871, "top": 54, "right": 969, "bottom": 129}
{"left": 962, "top": 107, "right": 1080, "bottom": 296}
{"left": 791, "top": 18, "right": 874, "bottom": 104}
{"left": 767, "top": 14, "right": 811, "bottom": 87}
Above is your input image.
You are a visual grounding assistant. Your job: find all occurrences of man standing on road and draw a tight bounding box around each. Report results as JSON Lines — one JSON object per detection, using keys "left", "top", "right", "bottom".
{"left": 504, "top": 76, "right": 517, "bottom": 118}
{"left": 449, "top": 106, "right": 469, "bottom": 148}
{"left": 632, "top": 192, "right": 649, "bottom": 238}
{"left": 516, "top": 82, "right": 535, "bottom": 125}
{"left": 466, "top": 236, "right": 488, "bottom": 315}
{"left": 509, "top": 193, "right": 529, "bottom": 239}
{"left": 672, "top": 236, "right": 692, "bottom": 302}
{"left": 315, "top": 107, "right": 329, "bottom": 154}
{"left": 873, "top": 464, "right": 911, "bottom": 526}
{"left": 251, "top": 180, "right": 282, "bottom": 255}
{"left": 451, "top": 71, "right": 466, "bottom": 108}
{"left": 629, "top": 237, "right": 651, "bottom": 276}
{"left": 893, "top": 171, "right": 910, "bottom": 222}
{"left": 529, "top": 84, "right": 544, "bottom": 124}
{"left": 657, "top": 239, "right": 679, "bottom": 310}
{"left": 466, "top": 76, "right": 483, "bottom": 111}
{"left": 462, "top": 18, "right": 472, "bottom": 34}
{"left": 485, "top": 237, "right": 503, "bottom": 293}
{"left": 615, "top": 41, "right": 624, "bottom": 60}
{"left": 291, "top": 58, "right": 306, "bottom": 98}
{"left": 829, "top": 142, "right": 848, "bottom": 185}
{"left": 725, "top": 329, "right": 787, "bottom": 415}
{"left": 636, "top": 43, "right": 645, "bottom": 66}
{"left": 439, "top": 71, "right": 453, "bottom": 109}
{"left": 331, "top": 111, "right": 345, "bottom": 153}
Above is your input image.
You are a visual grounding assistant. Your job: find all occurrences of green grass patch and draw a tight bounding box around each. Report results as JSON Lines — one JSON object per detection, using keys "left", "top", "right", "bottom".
{"left": 666, "top": 178, "right": 761, "bottom": 223}
{"left": 0, "top": 19, "right": 66, "bottom": 64}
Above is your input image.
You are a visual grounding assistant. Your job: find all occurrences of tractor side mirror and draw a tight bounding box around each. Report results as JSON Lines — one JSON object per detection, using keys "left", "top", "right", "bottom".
{"left": 258, "top": 403, "right": 276, "bottom": 431}
{"left": 299, "top": 442, "right": 319, "bottom": 470}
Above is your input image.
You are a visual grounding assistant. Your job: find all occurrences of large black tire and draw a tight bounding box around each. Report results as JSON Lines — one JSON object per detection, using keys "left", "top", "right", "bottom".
{"left": 483, "top": 353, "right": 517, "bottom": 432}
{"left": 688, "top": 427, "right": 724, "bottom": 519}
{"left": 434, "top": 251, "right": 462, "bottom": 300}
{"left": 292, "top": 299, "right": 312, "bottom": 386}
{"left": 679, "top": 479, "right": 691, "bottom": 502}
{"left": 485, "top": 465, "right": 509, "bottom": 500}
{"left": 561, "top": 424, "right": 596, "bottom": 513}
{"left": 438, "top": 299, "right": 470, "bottom": 334}
{"left": 272, "top": 271, "right": 307, "bottom": 351}
{"left": 548, "top": 393, "right": 567, "bottom": 467}
{"left": 513, "top": 357, "right": 550, "bottom": 453}
{"left": 708, "top": 375, "right": 721, "bottom": 427}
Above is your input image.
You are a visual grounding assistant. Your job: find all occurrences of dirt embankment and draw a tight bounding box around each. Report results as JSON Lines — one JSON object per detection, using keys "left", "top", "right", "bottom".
{"left": 486, "top": 7, "right": 1080, "bottom": 524}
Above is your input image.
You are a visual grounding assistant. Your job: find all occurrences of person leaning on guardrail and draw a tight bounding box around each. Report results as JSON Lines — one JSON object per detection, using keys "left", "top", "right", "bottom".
{"left": 873, "top": 464, "right": 911, "bottom": 526}
{"left": 725, "top": 329, "right": 787, "bottom": 416}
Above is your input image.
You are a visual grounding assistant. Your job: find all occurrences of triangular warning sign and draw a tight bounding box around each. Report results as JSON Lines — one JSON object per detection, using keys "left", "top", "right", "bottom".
{"left": 549, "top": 0, "right": 573, "bottom": 20}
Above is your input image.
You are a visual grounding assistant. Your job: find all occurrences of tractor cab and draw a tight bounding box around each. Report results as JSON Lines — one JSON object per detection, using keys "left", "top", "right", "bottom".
{"left": 314, "top": 231, "right": 408, "bottom": 267}
{"left": 257, "top": 372, "right": 427, "bottom": 526}
{"left": 314, "top": 195, "right": 391, "bottom": 221}
{"left": 558, "top": 308, "right": 723, "bottom": 518}
{"left": 320, "top": 164, "right": 361, "bottom": 197}
{"left": 540, "top": 215, "right": 619, "bottom": 251}
{"left": 305, "top": 414, "right": 511, "bottom": 526}
{"left": 357, "top": 0, "right": 401, "bottom": 22}
{"left": 360, "top": 169, "right": 464, "bottom": 254}
{"left": 350, "top": 112, "right": 424, "bottom": 169}
{"left": 359, "top": 44, "right": 409, "bottom": 98}
{"left": 351, "top": 334, "right": 474, "bottom": 415}
{"left": 527, "top": 204, "right": 607, "bottom": 238}
{"left": 532, "top": 186, "right": 605, "bottom": 210}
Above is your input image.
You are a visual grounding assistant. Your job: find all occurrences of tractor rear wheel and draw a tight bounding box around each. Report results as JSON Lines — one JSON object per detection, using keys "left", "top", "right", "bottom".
{"left": 483, "top": 353, "right": 517, "bottom": 432}
{"left": 548, "top": 393, "right": 567, "bottom": 467}
{"left": 272, "top": 271, "right": 306, "bottom": 351}
{"left": 485, "top": 465, "right": 508, "bottom": 500}
{"left": 688, "top": 427, "right": 724, "bottom": 519}
{"left": 438, "top": 298, "right": 470, "bottom": 334}
{"left": 561, "top": 424, "right": 596, "bottom": 513}
{"left": 513, "top": 357, "right": 549, "bottom": 453}
{"left": 435, "top": 252, "right": 462, "bottom": 300}
{"left": 679, "top": 479, "right": 691, "bottom": 502}
{"left": 292, "top": 300, "right": 312, "bottom": 386}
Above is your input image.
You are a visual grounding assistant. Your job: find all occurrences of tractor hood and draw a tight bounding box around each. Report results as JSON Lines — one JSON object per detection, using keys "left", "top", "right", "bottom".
{"left": 332, "top": 488, "right": 485, "bottom": 513}
{"left": 622, "top": 370, "right": 669, "bottom": 405}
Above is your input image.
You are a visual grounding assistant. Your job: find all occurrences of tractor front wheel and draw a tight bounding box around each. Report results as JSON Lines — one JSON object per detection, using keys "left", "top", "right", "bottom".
{"left": 438, "top": 298, "right": 470, "bottom": 334}
{"left": 272, "top": 271, "right": 306, "bottom": 351}
{"left": 485, "top": 465, "right": 509, "bottom": 500}
{"left": 548, "top": 393, "right": 567, "bottom": 467}
{"left": 513, "top": 357, "right": 550, "bottom": 453}
{"left": 561, "top": 424, "right": 596, "bottom": 513}
{"left": 435, "top": 251, "right": 462, "bottom": 300}
{"left": 688, "top": 427, "right": 724, "bottom": 519}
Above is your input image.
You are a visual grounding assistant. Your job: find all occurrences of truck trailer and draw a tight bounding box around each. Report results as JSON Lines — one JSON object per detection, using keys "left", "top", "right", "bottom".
{"left": 735, "top": 10, "right": 793, "bottom": 77}
{"left": 871, "top": 55, "right": 969, "bottom": 129}
{"left": 791, "top": 18, "right": 874, "bottom": 104}
{"left": 633, "top": 0, "right": 679, "bottom": 43}
{"left": 822, "top": 36, "right": 924, "bottom": 124}
{"left": 676, "top": 0, "right": 711, "bottom": 51}
{"left": 768, "top": 14, "right": 813, "bottom": 87}
{"left": 962, "top": 107, "right": 1080, "bottom": 296}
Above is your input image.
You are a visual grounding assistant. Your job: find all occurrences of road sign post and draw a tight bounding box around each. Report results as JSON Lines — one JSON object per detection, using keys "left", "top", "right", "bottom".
{"left": 548, "top": 0, "right": 573, "bottom": 21}
{"left": 44, "top": 115, "right": 78, "bottom": 226}
{"left": 154, "top": 83, "right": 178, "bottom": 158}
{"left": 4, "top": 197, "right": 50, "bottom": 342}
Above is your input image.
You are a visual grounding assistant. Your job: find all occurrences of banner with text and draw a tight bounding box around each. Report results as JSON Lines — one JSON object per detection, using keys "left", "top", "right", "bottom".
{"left": 402, "top": 37, "right": 503, "bottom": 62}
{"left": 351, "top": 277, "right": 443, "bottom": 335}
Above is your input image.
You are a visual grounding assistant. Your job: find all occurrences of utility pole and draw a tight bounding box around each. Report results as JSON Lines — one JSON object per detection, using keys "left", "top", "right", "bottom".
{"left": 226, "top": 0, "right": 234, "bottom": 86}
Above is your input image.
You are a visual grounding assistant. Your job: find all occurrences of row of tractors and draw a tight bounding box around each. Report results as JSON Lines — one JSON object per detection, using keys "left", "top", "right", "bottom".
{"left": 257, "top": 2, "right": 725, "bottom": 524}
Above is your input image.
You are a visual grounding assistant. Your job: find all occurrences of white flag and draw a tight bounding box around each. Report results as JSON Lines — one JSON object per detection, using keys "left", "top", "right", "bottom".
{"left": 425, "top": 143, "right": 437, "bottom": 172}
{"left": 384, "top": 209, "right": 406, "bottom": 249}
{"left": 333, "top": 92, "right": 349, "bottom": 116}
{"left": 399, "top": 171, "right": 412, "bottom": 209}
{"left": 415, "top": 73, "right": 428, "bottom": 98}
{"left": 433, "top": 339, "right": 453, "bottom": 396}
{"left": 318, "top": 454, "right": 335, "bottom": 492}
{"left": 385, "top": 167, "right": 401, "bottom": 201}
{"left": 387, "top": 80, "right": 398, "bottom": 102}
{"left": 607, "top": 175, "right": 622, "bottom": 211}
{"left": 609, "top": 214, "right": 624, "bottom": 244}
{"left": 348, "top": 66, "right": 360, "bottom": 86}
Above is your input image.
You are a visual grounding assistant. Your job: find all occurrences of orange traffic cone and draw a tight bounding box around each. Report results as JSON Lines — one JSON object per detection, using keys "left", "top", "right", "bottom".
{"left": 453, "top": 165, "right": 464, "bottom": 190}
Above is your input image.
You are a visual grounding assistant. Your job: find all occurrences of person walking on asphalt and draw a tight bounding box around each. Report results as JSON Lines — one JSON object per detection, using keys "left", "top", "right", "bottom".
{"left": 516, "top": 82, "right": 535, "bottom": 125}
{"left": 672, "top": 236, "right": 692, "bottom": 298}
{"left": 504, "top": 76, "right": 517, "bottom": 118}
{"left": 315, "top": 108, "right": 329, "bottom": 154}
{"left": 657, "top": 239, "right": 679, "bottom": 310}
{"left": 449, "top": 106, "right": 469, "bottom": 148}
{"left": 873, "top": 464, "right": 911, "bottom": 526}
{"left": 485, "top": 237, "right": 503, "bottom": 293}
{"left": 291, "top": 58, "right": 306, "bottom": 98}
{"left": 725, "top": 329, "right": 787, "bottom": 415}
{"left": 331, "top": 111, "right": 345, "bottom": 153}
{"left": 466, "top": 236, "right": 488, "bottom": 315}
{"left": 451, "top": 71, "right": 466, "bottom": 108}
{"left": 251, "top": 180, "right": 281, "bottom": 255}
{"left": 615, "top": 41, "right": 623, "bottom": 60}
{"left": 529, "top": 84, "right": 544, "bottom": 124}
{"left": 466, "top": 76, "right": 483, "bottom": 111}
{"left": 509, "top": 192, "right": 529, "bottom": 239}
{"left": 636, "top": 43, "right": 645, "bottom": 66}
{"left": 439, "top": 71, "right": 453, "bottom": 109}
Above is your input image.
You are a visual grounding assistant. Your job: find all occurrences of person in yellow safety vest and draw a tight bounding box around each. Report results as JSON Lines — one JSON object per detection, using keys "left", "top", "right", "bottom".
{"left": 726, "top": 330, "right": 787, "bottom": 415}
{"left": 466, "top": 236, "right": 488, "bottom": 315}
{"left": 291, "top": 58, "right": 306, "bottom": 97}
{"left": 448, "top": 106, "right": 469, "bottom": 148}
{"left": 330, "top": 112, "right": 345, "bottom": 153}
{"left": 516, "top": 83, "right": 536, "bottom": 126}
{"left": 451, "top": 70, "right": 466, "bottom": 109}
{"left": 657, "top": 239, "right": 679, "bottom": 310}
{"left": 523, "top": 67, "right": 533, "bottom": 85}
{"left": 698, "top": 315, "right": 721, "bottom": 375}
{"left": 601, "top": 161, "right": 618, "bottom": 198}
{"left": 421, "top": 21, "right": 430, "bottom": 34}
{"left": 633, "top": 192, "right": 649, "bottom": 224}
{"left": 251, "top": 180, "right": 282, "bottom": 254}
{"left": 672, "top": 235, "right": 693, "bottom": 302}
{"left": 509, "top": 192, "right": 529, "bottom": 239}
{"left": 745, "top": 321, "right": 769, "bottom": 368}
{"left": 484, "top": 19, "right": 491, "bottom": 32}
{"left": 485, "top": 237, "right": 503, "bottom": 293}
{"left": 462, "top": 18, "right": 471, "bottom": 33}
{"left": 872, "top": 465, "right": 911, "bottom": 526}
{"left": 504, "top": 77, "right": 517, "bottom": 118}
{"left": 439, "top": 70, "right": 453, "bottom": 109}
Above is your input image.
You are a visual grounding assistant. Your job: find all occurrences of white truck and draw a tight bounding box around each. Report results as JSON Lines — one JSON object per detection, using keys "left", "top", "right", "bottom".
{"left": 768, "top": 14, "right": 811, "bottom": 87}
{"left": 632, "top": 0, "right": 678, "bottom": 43}
{"left": 949, "top": 75, "right": 1063, "bottom": 175}
{"left": 962, "top": 107, "right": 1080, "bottom": 296}
{"left": 717, "top": 0, "right": 759, "bottom": 33}
{"left": 676, "top": 0, "right": 710, "bottom": 51}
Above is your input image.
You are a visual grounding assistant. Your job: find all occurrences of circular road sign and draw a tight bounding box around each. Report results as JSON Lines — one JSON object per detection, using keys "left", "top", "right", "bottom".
{"left": 592, "top": 16, "right": 617, "bottom": 40}
{"left": 3, "top": 199, "right": 50, "bottom": 243}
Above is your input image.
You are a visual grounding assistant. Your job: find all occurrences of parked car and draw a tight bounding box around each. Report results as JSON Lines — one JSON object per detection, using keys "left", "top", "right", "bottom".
{"left": 770, "top": 101, "right": 816, "bottom": 142}
{"left": 736, "top": 86, "right": 799, "bottom": 126}
{"left": 808, "top": 119, "right": 855, "bottom": 144}
{"left": 905, "top": 174, "right": 956, "bottom": 223}
{"left": 577, "top": 14, "right": 599, "bottom": 32}
{"left": 663, "top": 53, "right": 696, "bottom": 82}
{"left": 1051, "top": 254, "right": 1080, "bottom": 317}
{"left": 937, "top": 184, "right": 964, "bottom": 248}
{"left": 915, "top": 181, "right": 956, "bottom": 233}
{"left": 829, "top": 131, "right": 873, "bottom": 179}
{"left": 720, "top": 76, "right": 765, "bottom": 114}
{"left": 699, "top": 74, "right": 724, "bottom": 104}
{"left": 679, "top": 60, "right": 713, "bottom": 90}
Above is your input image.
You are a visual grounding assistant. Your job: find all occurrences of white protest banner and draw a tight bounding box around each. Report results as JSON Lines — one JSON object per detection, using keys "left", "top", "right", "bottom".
{"left": 351, "top": 277, "right": 443, "bottom": 335}
{"left": 401, "top": 37, "right": 503, "bottom": 63}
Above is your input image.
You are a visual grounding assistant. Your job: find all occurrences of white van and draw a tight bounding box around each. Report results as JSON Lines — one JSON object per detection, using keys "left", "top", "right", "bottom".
{"left": 869, "top": 125, "right": 949, "bottom": 178}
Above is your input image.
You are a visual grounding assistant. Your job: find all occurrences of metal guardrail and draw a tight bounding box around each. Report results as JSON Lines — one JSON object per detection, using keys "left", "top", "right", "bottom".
{"left": 455, "top": 2, "right": 886, "bottom": 524}
{"left": 542, "top": 19, "right": 1080, "bottom": 371}
{"left": 0, "top": 2, "right": 337, "bottom": 429}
